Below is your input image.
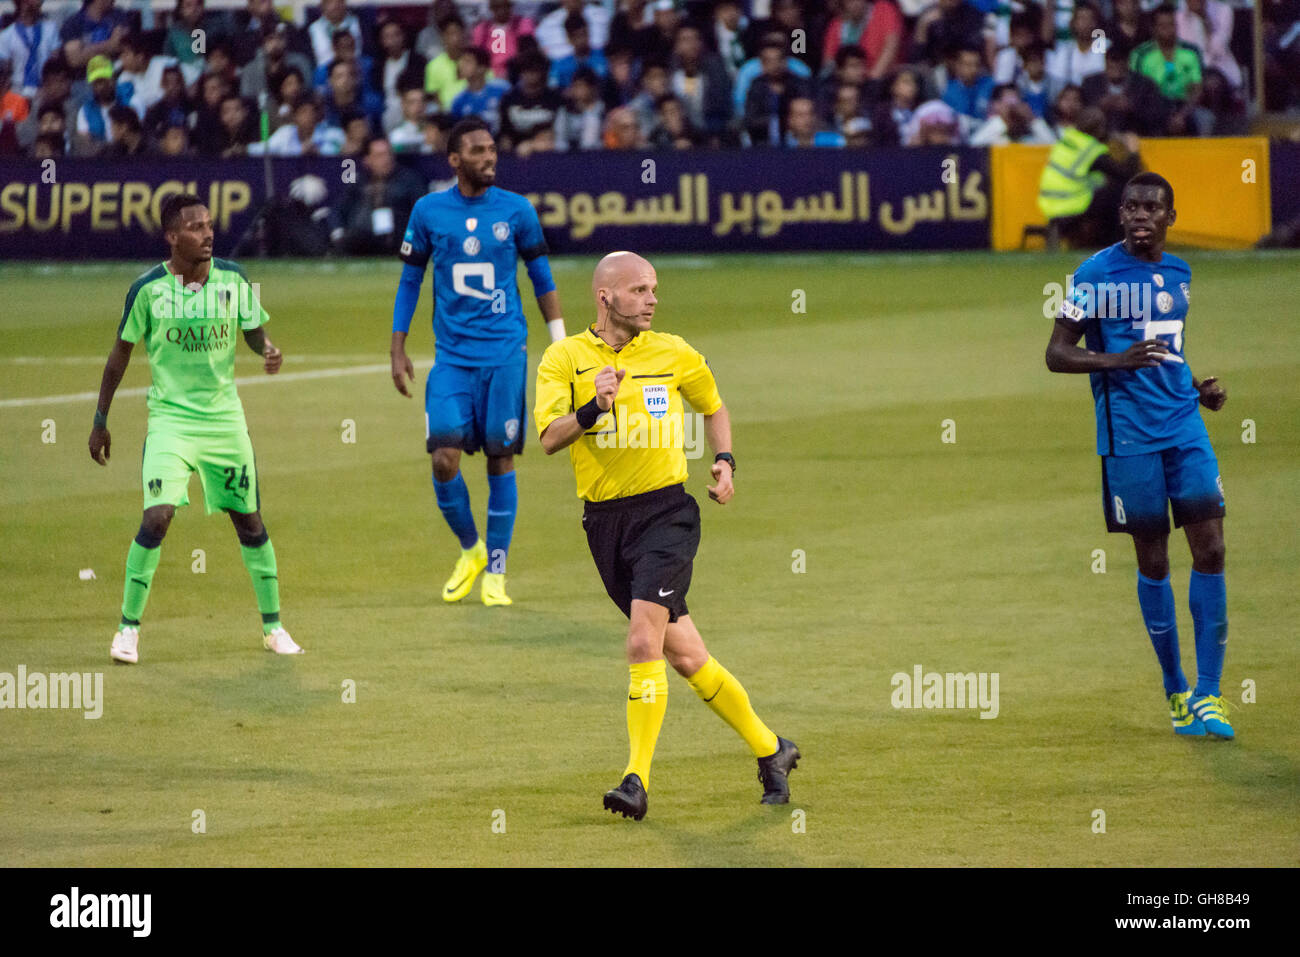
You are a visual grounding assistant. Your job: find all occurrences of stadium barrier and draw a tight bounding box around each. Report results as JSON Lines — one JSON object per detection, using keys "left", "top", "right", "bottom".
{"left": 990, "top": 137, "right": 1273, "bottom": 252}
{"left": 0, "top": 148, "right": 990, "bottom": 259}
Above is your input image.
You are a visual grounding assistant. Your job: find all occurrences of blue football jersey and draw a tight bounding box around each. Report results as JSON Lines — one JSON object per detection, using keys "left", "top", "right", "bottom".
{"left": 400, "top": 184, "right": 549, "bottom": 367}
{"left": 1062, "top": 242, "right": 1206, "bottom": 456}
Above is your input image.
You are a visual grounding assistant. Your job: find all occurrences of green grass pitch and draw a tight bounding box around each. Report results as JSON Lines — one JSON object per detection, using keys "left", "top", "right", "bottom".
{"left": 1, "top": 251, "right": 1297, "bottom": 866}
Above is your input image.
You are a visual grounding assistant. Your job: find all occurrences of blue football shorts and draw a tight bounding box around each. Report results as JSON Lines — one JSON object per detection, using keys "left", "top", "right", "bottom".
{"left": 424, "top": 352, "right": 527, "bottom": 456}
{"left": 1100, "top": 435, "right": 1225, "bottom": 537}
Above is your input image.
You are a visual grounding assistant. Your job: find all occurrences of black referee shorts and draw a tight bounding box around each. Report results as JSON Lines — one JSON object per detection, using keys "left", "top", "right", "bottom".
{"left": 582, "top": 483, "right": 700, "bottom": 623}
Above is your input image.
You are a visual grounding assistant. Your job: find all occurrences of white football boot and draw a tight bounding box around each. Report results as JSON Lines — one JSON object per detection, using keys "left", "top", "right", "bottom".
{"left": 263, "top": 626, "right": 304, "bottom": 654}
{"left": 110, "top": 626, "right": 140, "bottom": 664}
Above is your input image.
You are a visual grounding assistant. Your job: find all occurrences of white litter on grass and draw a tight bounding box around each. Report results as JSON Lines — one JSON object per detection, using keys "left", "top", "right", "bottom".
{"left": 79, "top": 569, "right": 96, "bottom": 580}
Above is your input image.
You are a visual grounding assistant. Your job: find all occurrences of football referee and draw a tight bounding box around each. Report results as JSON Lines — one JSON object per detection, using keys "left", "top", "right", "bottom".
{"left": 534, "top": 251, "right": 799, "bottom": 821}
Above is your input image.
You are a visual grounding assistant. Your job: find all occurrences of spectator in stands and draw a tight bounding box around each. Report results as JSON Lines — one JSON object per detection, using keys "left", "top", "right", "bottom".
{"left": 822, "top": 0, "right": 904, "bottom": 83}
{"left": 252, "top": 92, "right": 343, "bottom": 155}
{"left": 230, "top": 0, "right": 284, "bottom": 66}
{"left": 309, "top": 0, "right": 363, "bottom": 71}
{"left": 610, "top": 0, "right": 657, "bottom": 60}
{"left": 421, "top": 111, "right": 451, "bottom": 153}
{"left": 373, "top": 22, "right": 419, "bottom": 109}
{"left": 73, "top": 54, "right": 120, "bottom": 154}
{"left": 1082, "top": 45, "right": 1167, "bottom": 135}
{"left": 388, "top": 77, "right": 429, "bottom": 150}
{"left": 116, "top": 34, "right": 170, "bottom": 116}
{"left": 1106, "top": 0, "right": 1152, "bottom": 60}
{"left": 712, "top": 0, "right": 749, "bottom": 79}
{"left": 498, "top": 52, "right": 561, "bottom": 149}
{"left": 843, "top": 115, "right": 871, "bottom": 146}
{"left": 602, "top": 103, "right": 643, "bottom": 147}
{"left": 265, "top": 64, "right": 305, "bottom": 128}
{"left": 241, "top": 22, "right": 313, "bottom": 102}
{"left": 16, "top": 55, "right": 72, "bottom": 152}
{"left": 649, "top": 91, "right": 698, "bottom": 148}
{"left": 816, "top": 46, "right": 870, "bottom": 125}
{"left": 31, "top": 102, "right": 69, "bottom": 155}
{"left": 1049, "top": 81, "right": 1083, "bottom": 133}
{"left": 325, "top": 58, "right": 383, "bottom": 133}
{"left": 870, "top": 65, "right": 920, "bottom": 146}
{"left": 902, "top": 98, "right": 961, "bottom": 145}
{"left": 425, "top": 15, "right": 470, "bottom": 109}
{"left": 0, "top": 59, "right": 29, "bottom": 154}
{"left": 1193, "top": 65, "right": 1248, "bottom": 134}
{"left": 992, "top": 12, "right": 1037, "bottom": 85}
{"left": 754, "top": 0, "right": 817, "bottom": 71}
{"left": 1017, "top": 41, "right": 1052, "bottom": 117}
{"left": 60, "top": 0, "right": 129, "bottom": 72}
{"left": 785, "top": 94, "right": 845, "bottom": 146}
{"left": 670, "top": 20, "right": 731, "bottom": 144}
{"left": 155, "top": 118, "right": 191, "bottom": 154}
{"left": 0, "top": 0, "right": 62, "bottom": 100}
{"left": 969, "top": 82, "right": 1055, "bottom": 144}
{"left": 189, "top": 71, "right": 232, "bottom": 154}
{"left": 551, "top": 14, "right": 608, "bottom": 88}
{"left": 942, "top": 44, "right": 993, "bottom": 121}
{"left": 165, "top": 0, "right": 219, "bottom": 86}
{"left": 1130, "top": 5, "right": 1201, "bottom": 132}
{"left": 1048, "top": 3, "right": 1107, "bottom": 90}
{"left": 329, "top": 135, "right": 425, "bottom": 253}
{"left": 33, "top": 130, "right": 65, "bottom": 157}
{"left": 733, "top": 29, "right": 813, "bottom": 117}
{"left": 143, "top": 64, "right": 190, "bottom": 139}
{"left": 206, "top": 91, "right": 257, "bottom": 156}
{"left": 1177, "top": 0, "right": 1242, "bottom": 88}
{"left": 600, "top": 46, "right": 639, "bottom": 110}
{"left": 1037, "top": 106, "right": 1140, "bottom": 246}
{"left": 914, "top": 0, "right": 984, "bottom": 68}
{"left": 537, "top": 0, "right": 612, "bottom": 61}
{"left": 1262, "top": 0, "right": 1300, "bottom": 111}
{"left": 340, "top": 110, "right": 371, "bottom": 154}
{"left": 315, "top": 29, "right": 374, "bottom": 90}
{"left": 451, "top": 46, "right": 509, "bottom": 131}
{"left": 515, "top": 121, "right": 555, "bottom": 156}
{"left": 204, "top": 40, "right": 240, "bottom": 91}
{"left": 104, "top": 102, "right": 146, "bottom": 154}
{"left": 416, "top": 0, "right": 457, "bottom": 61}
{"left": 473, "top": 0, "right": 535, "bottom": 76}
{"left": 829, "top": 81, "right": 867, "bottom": 136}
{"left": 745, "top": 35, "right": 811, "bottom": 146}
{"left": 554, "top": 65, "right": 604, "bottom": 149}
{"left": 627, "top": 57, "right": 668, "bottom": 132}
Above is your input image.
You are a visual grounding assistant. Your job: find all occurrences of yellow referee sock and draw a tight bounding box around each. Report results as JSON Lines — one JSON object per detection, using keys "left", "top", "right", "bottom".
{"left": 624, "top": 660, "right": 668, "bottom": 790}
{"left": 686, "top": 656, "right": 779, "bottom": 758}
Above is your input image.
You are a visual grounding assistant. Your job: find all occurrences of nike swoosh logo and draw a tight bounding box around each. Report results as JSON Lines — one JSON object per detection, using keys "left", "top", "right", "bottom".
{"left": 658, "top": 588, "right": 673, "bottom": 597}
{"left": 575, "top": 366, "right": 595, "bottom": 375}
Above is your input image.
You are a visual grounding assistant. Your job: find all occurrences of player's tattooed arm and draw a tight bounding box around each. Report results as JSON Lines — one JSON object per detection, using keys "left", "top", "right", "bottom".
{"left": 242, "top": 327, "right": 282, "bottom": 374}
{"left": 89, "top": 337, "right": 134, "bottom": 466}
{"left": 1193, "top": 376, "right": 1227, "bottom": 411}
{"left": 1045, "top": 320, "right": 1168, "bottom": 373}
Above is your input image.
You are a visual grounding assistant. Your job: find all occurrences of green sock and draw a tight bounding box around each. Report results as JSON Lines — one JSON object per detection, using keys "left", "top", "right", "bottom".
{"left": 240, "top": 540, "right": 281, "bottom": 633}
{"left": 121, "top": 540, "right": 162, "bottom": 626}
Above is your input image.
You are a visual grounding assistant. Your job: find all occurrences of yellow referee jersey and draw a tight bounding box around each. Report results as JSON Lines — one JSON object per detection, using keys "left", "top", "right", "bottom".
{"left": 534, "top": 325, "right": 723, "bottom": 502}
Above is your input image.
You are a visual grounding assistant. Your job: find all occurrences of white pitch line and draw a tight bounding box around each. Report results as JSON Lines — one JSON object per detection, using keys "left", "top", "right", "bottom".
{"left": 0, "top": 360, "right": 432, "bottom": 409}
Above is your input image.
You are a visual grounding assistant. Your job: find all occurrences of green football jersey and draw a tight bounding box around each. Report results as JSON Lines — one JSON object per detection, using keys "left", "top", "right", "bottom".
{"left": 117, "top": 258, "right": 269, "bottom": 430}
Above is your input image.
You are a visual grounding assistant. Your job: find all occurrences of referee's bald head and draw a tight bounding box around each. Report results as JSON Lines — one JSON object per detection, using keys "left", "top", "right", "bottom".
{"left": 593, "top": 251, "right": 654, "bottom": 302}
{"left": 592, "top": 251, "right": 658, "bottom": 337}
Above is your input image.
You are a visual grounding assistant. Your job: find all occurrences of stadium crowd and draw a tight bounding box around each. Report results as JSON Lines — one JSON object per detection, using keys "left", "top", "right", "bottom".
{"left": 1, "top": 0, "right": 1297, "bottom": 160}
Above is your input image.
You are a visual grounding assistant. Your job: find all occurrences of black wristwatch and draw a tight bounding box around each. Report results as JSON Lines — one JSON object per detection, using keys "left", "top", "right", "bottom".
{"left": 714, "top": 452, "right": 736, "bottom": 474}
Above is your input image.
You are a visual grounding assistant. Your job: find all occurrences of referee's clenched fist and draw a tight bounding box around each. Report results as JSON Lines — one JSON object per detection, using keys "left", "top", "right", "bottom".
{"left": 594, "top": 366, "right": 625, "bottom": 410}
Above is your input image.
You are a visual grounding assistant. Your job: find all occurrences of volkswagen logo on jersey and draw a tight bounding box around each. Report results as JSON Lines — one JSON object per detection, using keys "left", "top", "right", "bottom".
{"left": 1156, "top": 291, "right": 1174, "bottom": 313}
{"left": 493, "top": 221, "right": 510, "bottom": 241}
{"left": 463, "top": 236, "right": 481, "bottom": 255}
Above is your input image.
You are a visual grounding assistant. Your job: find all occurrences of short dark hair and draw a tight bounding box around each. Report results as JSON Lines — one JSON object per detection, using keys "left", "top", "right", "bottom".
{"left": 34, "top": 132, "right": 65, "bottom": 155}
{"left": 834, "top": 45, "right": 866, "bottom": 69}
{"left": 461, "top": 45, "right": 490, "bottom": 68}
{"left": 37, "top": 104, "right": 65, "bottom": 123}
{"left": 563, "top": 12, "right": 587, "bottom": 35}
{"left": 160, "top": 193, "right": 205, "bottom": 231}
{"left": 447, "top": 115, "right": 491, "bottom": 154}
{"left": 1124, "top": 171, "right": 1174, "bottom": 210}
{"left": 41, "top": 57, "right": 71, "bottom": 81}
{"left": 108, "top": 104, "right": 142, "bottom": 132}
{"left": 1152, "top": 3, "right": 1177, "bottom": 19}
{"left": 121, "top": 32, "right": 150, "bottom": 55}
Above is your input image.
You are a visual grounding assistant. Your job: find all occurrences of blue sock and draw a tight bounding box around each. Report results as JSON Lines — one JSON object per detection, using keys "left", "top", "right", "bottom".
{"left": 1137, "top": 572, "right": 1186, "bottom": 696}
{"left": 1189, "top": 570, "right": 1227, "bottom": 698}
{"left": 485, "top": 471, "right": 517, "bottom": 574}
{"left": 433, "top": 472, "right": 479, "bottom": 550}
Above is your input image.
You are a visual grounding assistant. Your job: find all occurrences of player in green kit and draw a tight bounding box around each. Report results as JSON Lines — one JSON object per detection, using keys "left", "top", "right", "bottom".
{"left": 88, "top": 193, "right": 302, "bottom": 663}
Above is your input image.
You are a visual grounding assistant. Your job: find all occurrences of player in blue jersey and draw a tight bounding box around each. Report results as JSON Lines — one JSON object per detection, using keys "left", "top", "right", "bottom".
{"left": 1046, "top": 172, "right": 1233, "bottom": 740}
{"left": 390, "top": 117, "right": 567, "bottom": 606}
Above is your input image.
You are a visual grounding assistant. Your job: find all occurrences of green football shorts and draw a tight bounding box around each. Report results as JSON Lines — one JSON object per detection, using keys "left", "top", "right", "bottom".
{"left": 141, "top": 426, "right": 260, "bottom": 515}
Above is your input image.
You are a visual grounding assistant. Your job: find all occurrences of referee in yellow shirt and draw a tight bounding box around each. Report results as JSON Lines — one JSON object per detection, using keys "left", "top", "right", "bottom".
{"left": 534, "top": 251, "right": 799, "bottom": 821}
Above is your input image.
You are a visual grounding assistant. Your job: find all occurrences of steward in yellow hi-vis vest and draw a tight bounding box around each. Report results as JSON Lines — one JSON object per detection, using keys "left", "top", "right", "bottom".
{"left": 532, "top": 250, "right": 799, "bottom": 823}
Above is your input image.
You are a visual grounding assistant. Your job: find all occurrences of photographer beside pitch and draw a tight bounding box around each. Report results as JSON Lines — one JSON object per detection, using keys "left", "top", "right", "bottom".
{"left": 534, "top": 250, "right": 799, "bottom": 821}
